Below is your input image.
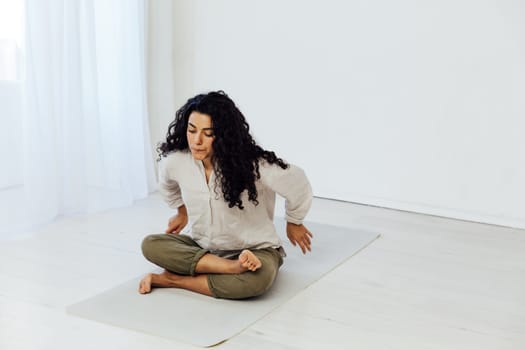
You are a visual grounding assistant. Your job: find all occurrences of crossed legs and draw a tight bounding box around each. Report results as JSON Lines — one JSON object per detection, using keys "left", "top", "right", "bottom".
{"left": 139, "top": 249, "right": 263, "bottom": 296}
{"left": 139, "top": 234, "right": 282, "bottom": 299}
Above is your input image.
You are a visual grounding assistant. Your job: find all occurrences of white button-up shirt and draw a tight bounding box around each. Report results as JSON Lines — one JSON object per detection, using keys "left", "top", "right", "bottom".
{"left": 158, "top": 150, "right": 312, "bottom": 253}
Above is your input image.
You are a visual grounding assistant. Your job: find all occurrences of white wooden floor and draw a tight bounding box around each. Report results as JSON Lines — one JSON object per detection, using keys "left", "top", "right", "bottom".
{"left": 1, "top": 194, "right": 524, "bottom": 349}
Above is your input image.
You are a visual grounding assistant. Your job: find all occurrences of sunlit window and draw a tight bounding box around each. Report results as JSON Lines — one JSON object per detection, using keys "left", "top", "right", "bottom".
{"left": 0, "top": 0, "right": 24, "bottom": 81}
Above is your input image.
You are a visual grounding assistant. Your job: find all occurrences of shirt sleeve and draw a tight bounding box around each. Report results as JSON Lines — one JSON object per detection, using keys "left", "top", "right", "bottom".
{"left": 259, "top": 161, "right": 313, "bottom": 225}
{"left": 158, "top": 156, "right": 185, "bottom": 209}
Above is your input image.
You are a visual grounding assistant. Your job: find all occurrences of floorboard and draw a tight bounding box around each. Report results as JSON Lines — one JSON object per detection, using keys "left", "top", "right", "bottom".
{"left": 1, "top": 194, "right": 523, "bottom": 349}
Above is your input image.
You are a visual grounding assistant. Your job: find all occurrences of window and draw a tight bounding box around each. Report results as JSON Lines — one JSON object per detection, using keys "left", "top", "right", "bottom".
{"left": 0, "top": 0, "right": 24, "bottom": 189}
{"left": 0, "top": 0, "right": 24, "bottom": 81}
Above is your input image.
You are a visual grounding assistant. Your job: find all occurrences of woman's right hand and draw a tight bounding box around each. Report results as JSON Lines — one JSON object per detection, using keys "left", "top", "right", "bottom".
{"left": 165, "top": 205, "right": 188, "bottom": 234}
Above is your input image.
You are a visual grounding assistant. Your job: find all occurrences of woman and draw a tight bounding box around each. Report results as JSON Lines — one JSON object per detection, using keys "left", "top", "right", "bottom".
{"left": 139, "top": 91, "right": 313, "bottom": 299}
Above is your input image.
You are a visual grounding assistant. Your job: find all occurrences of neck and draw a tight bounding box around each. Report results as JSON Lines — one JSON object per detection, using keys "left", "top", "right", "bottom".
{"left": 202, "top": 158, "right": 213, "bottom": 171}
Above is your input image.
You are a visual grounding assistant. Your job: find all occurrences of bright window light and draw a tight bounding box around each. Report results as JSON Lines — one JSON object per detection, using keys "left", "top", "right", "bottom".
{"left": 0, "top": 0, "right": 24, "bottom": 81}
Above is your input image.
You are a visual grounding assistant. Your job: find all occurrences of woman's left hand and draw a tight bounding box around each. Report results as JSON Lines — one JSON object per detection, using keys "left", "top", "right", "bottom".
{"left": 286, "top": 222, "right": 313, "bottom": 254}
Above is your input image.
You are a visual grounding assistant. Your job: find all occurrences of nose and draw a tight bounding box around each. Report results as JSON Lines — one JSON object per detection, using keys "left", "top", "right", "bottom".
{"left": 193, "top": 132, "right": 203, "bottom": 145}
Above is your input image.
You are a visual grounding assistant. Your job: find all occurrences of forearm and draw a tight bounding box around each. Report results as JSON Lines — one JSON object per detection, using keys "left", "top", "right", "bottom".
{"left": 166, "top": 204, "right": 189, "bottom": 234}
{"left": 261, "top": 162, "right": 313, "bottom": 224}
{"left": 177, "top": 204, "right": 188, "bottom": 216}
{"left": 283, "top": 167, "right": 313, "bottom": 224}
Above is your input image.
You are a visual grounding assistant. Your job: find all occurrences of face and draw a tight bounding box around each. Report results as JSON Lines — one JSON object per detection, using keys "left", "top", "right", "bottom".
{"left": 186, "top": 111, "right": 215, "bottom": 163}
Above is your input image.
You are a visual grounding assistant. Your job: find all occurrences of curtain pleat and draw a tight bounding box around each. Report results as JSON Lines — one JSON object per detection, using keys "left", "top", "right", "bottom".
{"left": 0, "top": 0, "right": 155, "bottom": 238}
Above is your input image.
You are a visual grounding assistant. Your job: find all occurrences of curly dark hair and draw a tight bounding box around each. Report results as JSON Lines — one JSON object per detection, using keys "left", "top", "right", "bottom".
{"left": 157, "top": 91, "right": 289, "bottom": 209}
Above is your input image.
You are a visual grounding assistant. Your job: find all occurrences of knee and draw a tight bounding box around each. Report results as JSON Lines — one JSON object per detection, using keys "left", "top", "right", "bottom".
{"left": 141, "top": 234, "right": 165, "bottom": 262}
{"left": 241, "top": 253, "right": 280, "bottom": 298}
{"left": 247, "top": 252, "right": 281, "bottom": 297}
{"left": 211, "top": 265, "right": 278, "bottom": 299}
{"left": 238, "top": 267, "right": 277, "bottom": 298}
{"left": 252, "top": 266, "right": 278, "bottom": 295}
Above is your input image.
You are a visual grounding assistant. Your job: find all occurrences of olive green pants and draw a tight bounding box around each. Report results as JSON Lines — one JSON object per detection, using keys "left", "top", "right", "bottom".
{"left": 141, "top": 234, "right": 283, "bottom": 299}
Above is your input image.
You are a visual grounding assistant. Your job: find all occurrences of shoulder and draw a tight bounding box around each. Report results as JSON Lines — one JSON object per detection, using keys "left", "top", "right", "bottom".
{"left": 159, "top": 150, "right": 193, "bottom": 174}
{"left": 161, "top": 149, "right": 192, "bottom": 164}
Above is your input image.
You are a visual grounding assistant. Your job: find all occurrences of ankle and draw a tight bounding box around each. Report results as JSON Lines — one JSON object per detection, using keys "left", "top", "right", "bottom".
{"left": 226, "top": 259, "right": 243, "bottom": 274}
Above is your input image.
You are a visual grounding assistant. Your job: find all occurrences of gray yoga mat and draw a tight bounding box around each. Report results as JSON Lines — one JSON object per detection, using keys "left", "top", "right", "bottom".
{"left": 67, "top": 220, "right": 379, "bottom": 347}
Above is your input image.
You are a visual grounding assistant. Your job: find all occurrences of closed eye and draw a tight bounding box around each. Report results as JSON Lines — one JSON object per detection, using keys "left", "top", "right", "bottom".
{"left": 187, "top": 122, "right": 214, "bottom": 137}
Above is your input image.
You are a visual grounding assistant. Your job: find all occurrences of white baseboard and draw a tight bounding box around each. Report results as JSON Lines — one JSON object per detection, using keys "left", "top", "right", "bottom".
{"left": 315, "top": 190, "right": 525, "bottom": 230}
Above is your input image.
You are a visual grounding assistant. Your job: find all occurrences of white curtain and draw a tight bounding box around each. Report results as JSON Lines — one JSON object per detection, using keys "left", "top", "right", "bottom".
{"left": 0, "top": 0, "right": 155, "bottom": 238}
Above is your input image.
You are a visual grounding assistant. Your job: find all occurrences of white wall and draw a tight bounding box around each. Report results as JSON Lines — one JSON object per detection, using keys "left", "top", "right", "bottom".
{"left": 146, "top": 0, "right": 175, "bottom": 161}
{"left": 147, "top": 0, "right": 197, "bottom": 159}
{"left": 150, "top": 0, "right": 525, "bottom": 229}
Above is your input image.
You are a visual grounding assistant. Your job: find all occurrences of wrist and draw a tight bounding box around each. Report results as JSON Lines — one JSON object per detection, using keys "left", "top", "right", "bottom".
{"left": 177, "top": 204, "right": 188, "bottom": 216}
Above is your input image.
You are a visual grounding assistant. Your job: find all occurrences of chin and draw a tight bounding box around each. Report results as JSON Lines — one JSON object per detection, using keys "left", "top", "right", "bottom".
{"left": 191, "top": 153, "right": 206, "bottom": 160}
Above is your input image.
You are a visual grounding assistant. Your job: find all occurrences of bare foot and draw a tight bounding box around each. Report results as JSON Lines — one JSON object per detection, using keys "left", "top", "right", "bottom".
{"left": 139, "top": 271, "right": 182, "bottom": 294}
{"left": 238, "top": 250, "right": 262, "bottom": 272}
{"left": 138, "top": 271, "right": 212, "bottom": 297}
{"left": 139, "top": 273, "right": 153, "bottom": 294}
